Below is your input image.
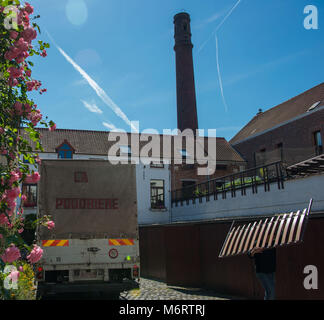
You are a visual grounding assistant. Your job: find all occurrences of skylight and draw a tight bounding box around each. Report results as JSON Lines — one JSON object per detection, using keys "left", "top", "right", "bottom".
{"left": 307, "top": 101, "right": 321, "bottom": 112}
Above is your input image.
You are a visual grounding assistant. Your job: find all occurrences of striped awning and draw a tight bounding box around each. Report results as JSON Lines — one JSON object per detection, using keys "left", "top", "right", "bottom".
{"left": 219, "top": 199, "right": 313, "bottom": 258}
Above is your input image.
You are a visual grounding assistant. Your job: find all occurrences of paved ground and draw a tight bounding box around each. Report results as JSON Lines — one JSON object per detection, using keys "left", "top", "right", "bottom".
{"left": 120, "top": 278, "right": 232, "bottom": 300}
{"left": 40, "top": 277, "right": 238, "bottom": 300}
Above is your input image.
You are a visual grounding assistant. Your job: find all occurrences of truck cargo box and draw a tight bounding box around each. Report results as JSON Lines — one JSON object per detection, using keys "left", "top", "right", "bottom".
{"left": 38, "top": 160, "right": 138, "bottom": 240}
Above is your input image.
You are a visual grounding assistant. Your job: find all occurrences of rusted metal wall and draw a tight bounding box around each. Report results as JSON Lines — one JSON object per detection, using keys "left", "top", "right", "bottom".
{"left": 139, "top": 215, "right": 324, "bottom": 299}
{"left": 164, "top": 225, "right": 201, "bottom": 287}
{"left": 276, "top": 217, "right": 324, "bottom": 299}
{"left": 139, "top": 226, "right": 166, "bottom": 281}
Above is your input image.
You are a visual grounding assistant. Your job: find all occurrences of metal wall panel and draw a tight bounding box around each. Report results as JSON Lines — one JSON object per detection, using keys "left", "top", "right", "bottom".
{"left": 164, "top": 225, "right": 201, "bottom": 287}
{"left": 139, "top": 215, "right": 324, "bottom": 299}
{"left": 139, "top": 226, "right": 166, "bottom": 281}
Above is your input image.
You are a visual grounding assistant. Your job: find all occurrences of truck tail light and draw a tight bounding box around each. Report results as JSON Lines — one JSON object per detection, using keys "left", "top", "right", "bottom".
{"left": 133, "top": 265, "right": 139, "bottom": 278}
{"left": 36, "top": 266, "right": 44, "bottom": 280}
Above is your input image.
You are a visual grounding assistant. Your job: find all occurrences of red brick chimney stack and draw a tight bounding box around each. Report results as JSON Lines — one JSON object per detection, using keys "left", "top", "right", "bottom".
{"left": 174, "top": 12, "right": 198, "bottom": 133}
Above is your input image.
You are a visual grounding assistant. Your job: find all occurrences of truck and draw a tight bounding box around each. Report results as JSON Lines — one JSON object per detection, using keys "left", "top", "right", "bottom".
{"left": 35, "top": 160, "right": 140, "bottom": 299}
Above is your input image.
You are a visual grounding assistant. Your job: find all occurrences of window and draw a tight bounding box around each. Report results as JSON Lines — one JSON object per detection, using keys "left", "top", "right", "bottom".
{"left": 150, "top": 162, "right": 164, "bottom": 168}
{"left": 119, "top": 145, "right": 131, "bottom": 156}
{"left": 181, "top": 180, "right": 196, "bottom": 200}
{"left": 314, "top": 131, "right": 323, "bottom": 155}
{"left": 22, "top": 184, "right": 37, "bottom": 207}
{"left": 57, "top": 142, "right": 74, "bottom": 159}
{"left": 216, "top": 164, "right": 228, "bottom": 171}
{"left": 150, "top": 179, "right": 165, "bottom": 209}
{"left": 179, "top": 149, "right": 189, "bottom": 160}
{"left": 276, "top": 143, "right": 283, "bottom": 160}
{"left": 307, "top": 101, "right": 321, "bottom": 112}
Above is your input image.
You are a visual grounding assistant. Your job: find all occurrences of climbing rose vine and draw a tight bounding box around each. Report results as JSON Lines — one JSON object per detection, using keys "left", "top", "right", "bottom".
{"left": 0, "top": 0, "right": 55, "bottom": 299}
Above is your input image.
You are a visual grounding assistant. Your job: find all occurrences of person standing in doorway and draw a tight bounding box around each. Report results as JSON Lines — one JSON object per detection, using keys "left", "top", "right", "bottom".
{"left": 248, "top": 247, "right": 276, "bottom": 300}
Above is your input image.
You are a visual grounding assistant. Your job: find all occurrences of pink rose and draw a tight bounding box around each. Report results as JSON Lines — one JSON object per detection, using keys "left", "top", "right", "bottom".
{"left": 25, "top": 172, "right": 40, "bottom": 184}
{"left": 46, "top": 221, "right": 55, "bottom": 230}
{"left": 0, "top": 214, "right": 9, "bottom": 226}
{"left": 8, "top": 270, "right": 20, "bottom": 283}
{"left": 9, "top": 169, "right": 21, "bottom": 184}
{"left": 24, "top": 103, "right": 32, "bottom": 113}
{"left": 19, "top": 266, "right": 24, "bottom": 272}
{"left": 14, "top": 101, "right": 23, "bottom": 115}
{"left": 1, "top": 245, "right": 21, "bottom": 263}
{"left": 49, "top": 123, "right": 56, "bottom": 132}
{"left": 15, "top": 51, "right": 29, "bottom": 64}
{"left": 8, "top": 77, "right": 18, "bottom": 87}
{"left": 24, "top": 2, "right": 34, "bottom": 15}
{"left": 18, "top": 228, "right": 24, "bottom": 234}
{"left": 21, "top": 194, "right": 27, "bottom": 201}
{"left": 32, "top": 172, "right": 40, "bottom": 182}
{"left": 14, "top": 38, "right": 29, "bottom": 52}
{"left": 8, "top": 66, "right": 23, "bottom": 78}
{"left": 5, "top": 187, "right": 21, "bottom": 200}
{"left": 10, "top": 31, "right": 18, "bottom": 39}
{"left": 21, "top": 26, "right": 37, "bottom": 43}
{"left": 4, "top": 46, "right": 19, "bottom": 61}
{"left": 40, "top": 49, "right": 47, "bottom": 57}
{"left": 27, "top": 245, "right": 43, "bottom": 264}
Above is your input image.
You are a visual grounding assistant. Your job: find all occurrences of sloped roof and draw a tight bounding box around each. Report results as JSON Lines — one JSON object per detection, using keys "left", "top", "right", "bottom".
{"left": 230, "top": 82, "right": 324, "bottom": 145}
{"left": 23, "top": 128, "right": 245, "bottom": 162}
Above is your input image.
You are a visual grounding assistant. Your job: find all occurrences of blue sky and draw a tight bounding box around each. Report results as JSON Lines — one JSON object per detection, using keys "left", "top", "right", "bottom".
{"left": 29, "top": 0, "right": 324, "bottom": 140}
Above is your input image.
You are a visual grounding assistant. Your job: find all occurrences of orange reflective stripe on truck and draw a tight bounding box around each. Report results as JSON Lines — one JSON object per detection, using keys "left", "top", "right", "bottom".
{"left": 108, "top": 239, "right": 134, "bottom": 246}
{"left": 42, "top": 240, "right": 69, "bottom": 247}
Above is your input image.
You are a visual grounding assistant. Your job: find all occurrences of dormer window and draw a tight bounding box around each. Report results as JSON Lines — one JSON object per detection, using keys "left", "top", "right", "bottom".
{"left": 56, "top": 140, "right": 75, "bottom": 159}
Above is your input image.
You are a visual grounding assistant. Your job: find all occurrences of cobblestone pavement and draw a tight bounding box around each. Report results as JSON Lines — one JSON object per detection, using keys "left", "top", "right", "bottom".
{"left": 120, "top": 278, "right": 232, "bottom": 300}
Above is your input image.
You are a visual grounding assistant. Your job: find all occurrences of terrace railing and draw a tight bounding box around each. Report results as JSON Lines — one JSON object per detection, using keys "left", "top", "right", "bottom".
{"left": 171, "top": 161, "right": 285, "bottom": 207}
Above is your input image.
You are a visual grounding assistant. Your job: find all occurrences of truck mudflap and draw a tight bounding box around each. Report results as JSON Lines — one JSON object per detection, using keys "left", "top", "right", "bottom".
{"left": 37, "top": 279, "right": 139, "bottom": 296}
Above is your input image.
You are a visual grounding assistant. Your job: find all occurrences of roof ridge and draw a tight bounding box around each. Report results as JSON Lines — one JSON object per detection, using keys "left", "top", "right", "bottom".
{"left": 230, "top": 82, "right": 324, "bottom": 144}
{"left": 34, "top": 127, "right": 228, "bottom": 139}
{"left": 259, "top": 82, "right": 324, "bottom": 116}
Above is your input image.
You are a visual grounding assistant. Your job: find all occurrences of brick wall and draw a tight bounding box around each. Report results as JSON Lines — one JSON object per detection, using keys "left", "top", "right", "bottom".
{"left": 232, "top": 109, "right": 324, "bottom": 167}
{"left": 171, "top": 163, "right": 243, "bottom": 191}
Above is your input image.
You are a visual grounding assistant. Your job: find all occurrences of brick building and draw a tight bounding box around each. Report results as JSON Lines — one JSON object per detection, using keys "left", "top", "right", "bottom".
{"left": 230, "top": 82, "right": 324, "bottom": 167}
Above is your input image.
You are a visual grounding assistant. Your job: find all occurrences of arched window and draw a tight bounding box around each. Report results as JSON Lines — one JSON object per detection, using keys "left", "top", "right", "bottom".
{"left": 56, "top": 140, "right": 75, "bottom": 159}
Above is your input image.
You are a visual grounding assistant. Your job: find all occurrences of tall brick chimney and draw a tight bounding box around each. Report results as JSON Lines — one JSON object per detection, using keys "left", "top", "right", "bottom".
{"left": 174, "top": 12, "right": 198, "bottom": 133}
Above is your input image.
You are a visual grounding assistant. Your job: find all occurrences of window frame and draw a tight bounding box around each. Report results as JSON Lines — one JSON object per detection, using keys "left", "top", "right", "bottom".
{"left": 56, "top": 140, "right": 75, "bottom": 159}
{"left": 22, "top": 184, "right": 38, "bottom": 208}
{"left": 314, "top": 131, "right": 323, "bottom": 155}
{"left": 150, "top": 179, "right": 165, "bottom": 209}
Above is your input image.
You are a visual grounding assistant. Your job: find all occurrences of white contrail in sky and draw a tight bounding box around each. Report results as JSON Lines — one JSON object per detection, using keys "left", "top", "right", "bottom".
{"left": 198, "top": 0, "right": 242, "bottom": 53}
{"left": 215, "top": 35, "right": 228, "bottom": 112}
{"left": 214, "top": 0, "right": 241, "bottom": 33}
{"left": 81, "top": 100, "right": 103, "bottom": 114}
{"left": 46, "top": 31, "right": 137, "bottom": 132}
{"left": 102, "top": 121, "right": 117, "bottom": 131}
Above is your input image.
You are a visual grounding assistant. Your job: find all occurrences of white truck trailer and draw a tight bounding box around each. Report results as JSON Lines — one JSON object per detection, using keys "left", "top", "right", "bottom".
{"left": 36, "top": 160, "right": 140, "bottom": 298}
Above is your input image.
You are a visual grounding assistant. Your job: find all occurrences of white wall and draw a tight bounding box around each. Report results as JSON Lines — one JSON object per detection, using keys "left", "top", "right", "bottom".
{"left": 136, "top": 163, "right": 171, "bottom": 225}
{"left": 170, "top": 174, "right": 324, "bottom": 222}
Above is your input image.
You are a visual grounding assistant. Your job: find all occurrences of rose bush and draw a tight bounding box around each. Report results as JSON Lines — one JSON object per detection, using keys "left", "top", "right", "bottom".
{"left": 0, "top": 0, "right": 56, "bottom": 299}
